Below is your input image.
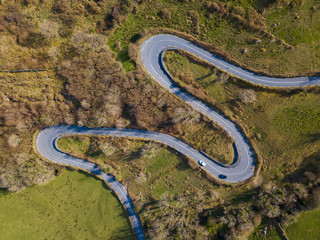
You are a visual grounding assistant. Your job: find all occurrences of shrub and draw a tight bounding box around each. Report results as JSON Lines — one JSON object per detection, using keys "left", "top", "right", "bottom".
{"left": 159, "top": 8, "right": 172, "bottom": 19}
{"left": 7, "top": 134, "right": 21, "bottom": 148}
{"left": 239, "top": 89, "right": 256, "bottom": 104}
{"left": 115, "top": 117, "right": 130, "bottom": 128}
{"left": 114, "top": 41, "right": 122, "bottom": 51}
{"left": 128, "top": 43, "right": 138, "bottom": 60}
{"left": 47, "top": 46, "right": 60, "bottom": 58}
{"left": 99, "top": 142, "right": 116, "bottom": 156}
{"left": 71, "top": 31, "right": 107, "bottom": 55}
{"left": 172, "top": 107, "right": 188, "bottom": 124}
{"left": 232, "top": 5, "right": 245, "bottom": 16}
{"left": 189, "top": 10, "right": 200, "bottom": 33}
{"left": 86, "top": 1, "right": 101, "bottom": 14}
{"left": 52, "top": 0, "right": 71, "bottom": 14}
{"left": 204, "top": 1, "right": 226, "bottom": 14}
{"left": 23, "top": 0, "right": 34, "bottom": 5}
{"left": 0, "top": 157, "right": 56, "bottom": 192}
{"left": 217, "top": 72, "right": 229, "bottom": 83}
{"left": 39, "top": 19, "right": 60, "bottom": 40}
{"left": 18, "top": 31, "right": 48, "bottom": 48}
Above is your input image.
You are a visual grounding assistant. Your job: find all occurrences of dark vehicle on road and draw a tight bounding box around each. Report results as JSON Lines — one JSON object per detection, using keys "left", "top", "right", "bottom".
{"left": 218, "top": 174, "right": 227, "bottom": 179}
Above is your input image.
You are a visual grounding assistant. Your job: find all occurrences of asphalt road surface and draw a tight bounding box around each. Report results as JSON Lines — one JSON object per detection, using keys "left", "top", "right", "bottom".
{"left": 36, "top": 34, "right": 318, "bottom": 240}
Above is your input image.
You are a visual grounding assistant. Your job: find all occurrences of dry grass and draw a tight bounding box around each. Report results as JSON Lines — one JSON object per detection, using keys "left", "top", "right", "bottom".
{"left": 0, "top": 70, "right": 64, "bottom": 102}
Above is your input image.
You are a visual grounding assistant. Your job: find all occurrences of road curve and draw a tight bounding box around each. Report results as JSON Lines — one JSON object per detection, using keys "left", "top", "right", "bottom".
{"left": 36, "top": 34, "right": 318, "bottom": 239}
{"left": 140, "top": 34, "right": 256, "bottom": 183}
{"left": 36, "top": 126, "right": 145, "bottom": 240}
{"left": 141, "top": 34, "right": 320, "bottom": 88}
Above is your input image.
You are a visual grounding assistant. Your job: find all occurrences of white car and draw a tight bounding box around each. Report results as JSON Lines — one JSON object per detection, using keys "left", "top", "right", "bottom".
{"left": 198, "top": 160, "right": 206, "bottom": 166}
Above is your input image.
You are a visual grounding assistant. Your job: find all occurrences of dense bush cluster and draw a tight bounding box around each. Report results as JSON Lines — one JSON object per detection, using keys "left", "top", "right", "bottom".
{"left": 204, "top": 1, "right": 266, "bottom": 32}
{"left": 211, "top": 164, "right": 320, "bottom": 238}
{"left": 57, "top": 29, "right": 227, "bottom": 151}
{"left": 98, "top": 0, "right": 136, "bottom": 31}
{"left": 147, "top": 198, "right": 210, "bottom": 239}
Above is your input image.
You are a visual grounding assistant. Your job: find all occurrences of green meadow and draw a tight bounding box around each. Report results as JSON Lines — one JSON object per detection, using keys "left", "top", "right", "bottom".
{"left": 0, "top": 170, "right": 134, "bottom": 240}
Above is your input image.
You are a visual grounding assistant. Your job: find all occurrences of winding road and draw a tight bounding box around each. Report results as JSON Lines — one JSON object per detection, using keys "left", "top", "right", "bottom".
{"left": 35, "top": 34, "right": 320, "bottom": 240}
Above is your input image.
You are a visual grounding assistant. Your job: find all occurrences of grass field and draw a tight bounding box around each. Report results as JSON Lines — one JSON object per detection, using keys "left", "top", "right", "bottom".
{"left": 164, "top": 50, "right": 320, "bottom": 181}
{"left": 108, "top": 0, "right": 320, "bottom": 75}
{"left": 285, "top": 208, "right": 320, "bottom": 240}
{"left": 0, "top": 169, "right": 134, "bottom": 240}
{"left": 265, "top": 0, "right": 320, "bottom": 75}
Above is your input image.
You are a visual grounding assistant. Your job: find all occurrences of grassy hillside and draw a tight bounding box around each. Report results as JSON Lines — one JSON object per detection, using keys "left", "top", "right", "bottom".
{"left": 57, "top": 135, "right": 230, "bottom": 238}
{"left": 56, "top": 133, "right": 320, "bottom": 239}
{"left": 164, "top": 50, "right": 320, "bottom": 181}
{"left": 162, "top": 49, "right": 320, "bottom": 238}
{"left": 0, "top": 0, "right": 235, "bottom": 191}
{"left": 57, "top": 135, "right": 220, "bottom": 201}
{"left": 1, "top": 0, "right": 320, "bottom": 239}
{"left": 0, "top": 169, "right": 134, "bottom": 240}
{"left": 109, "top": 0, "right": 320, "bottom": 75}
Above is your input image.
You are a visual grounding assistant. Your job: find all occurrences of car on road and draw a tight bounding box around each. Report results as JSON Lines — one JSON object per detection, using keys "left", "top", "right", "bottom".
{"left": 218, "top": 174, "right": 227, "bottom": 179}
{"left": 198, "top": 160, "right": 206, "bottom": 166}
